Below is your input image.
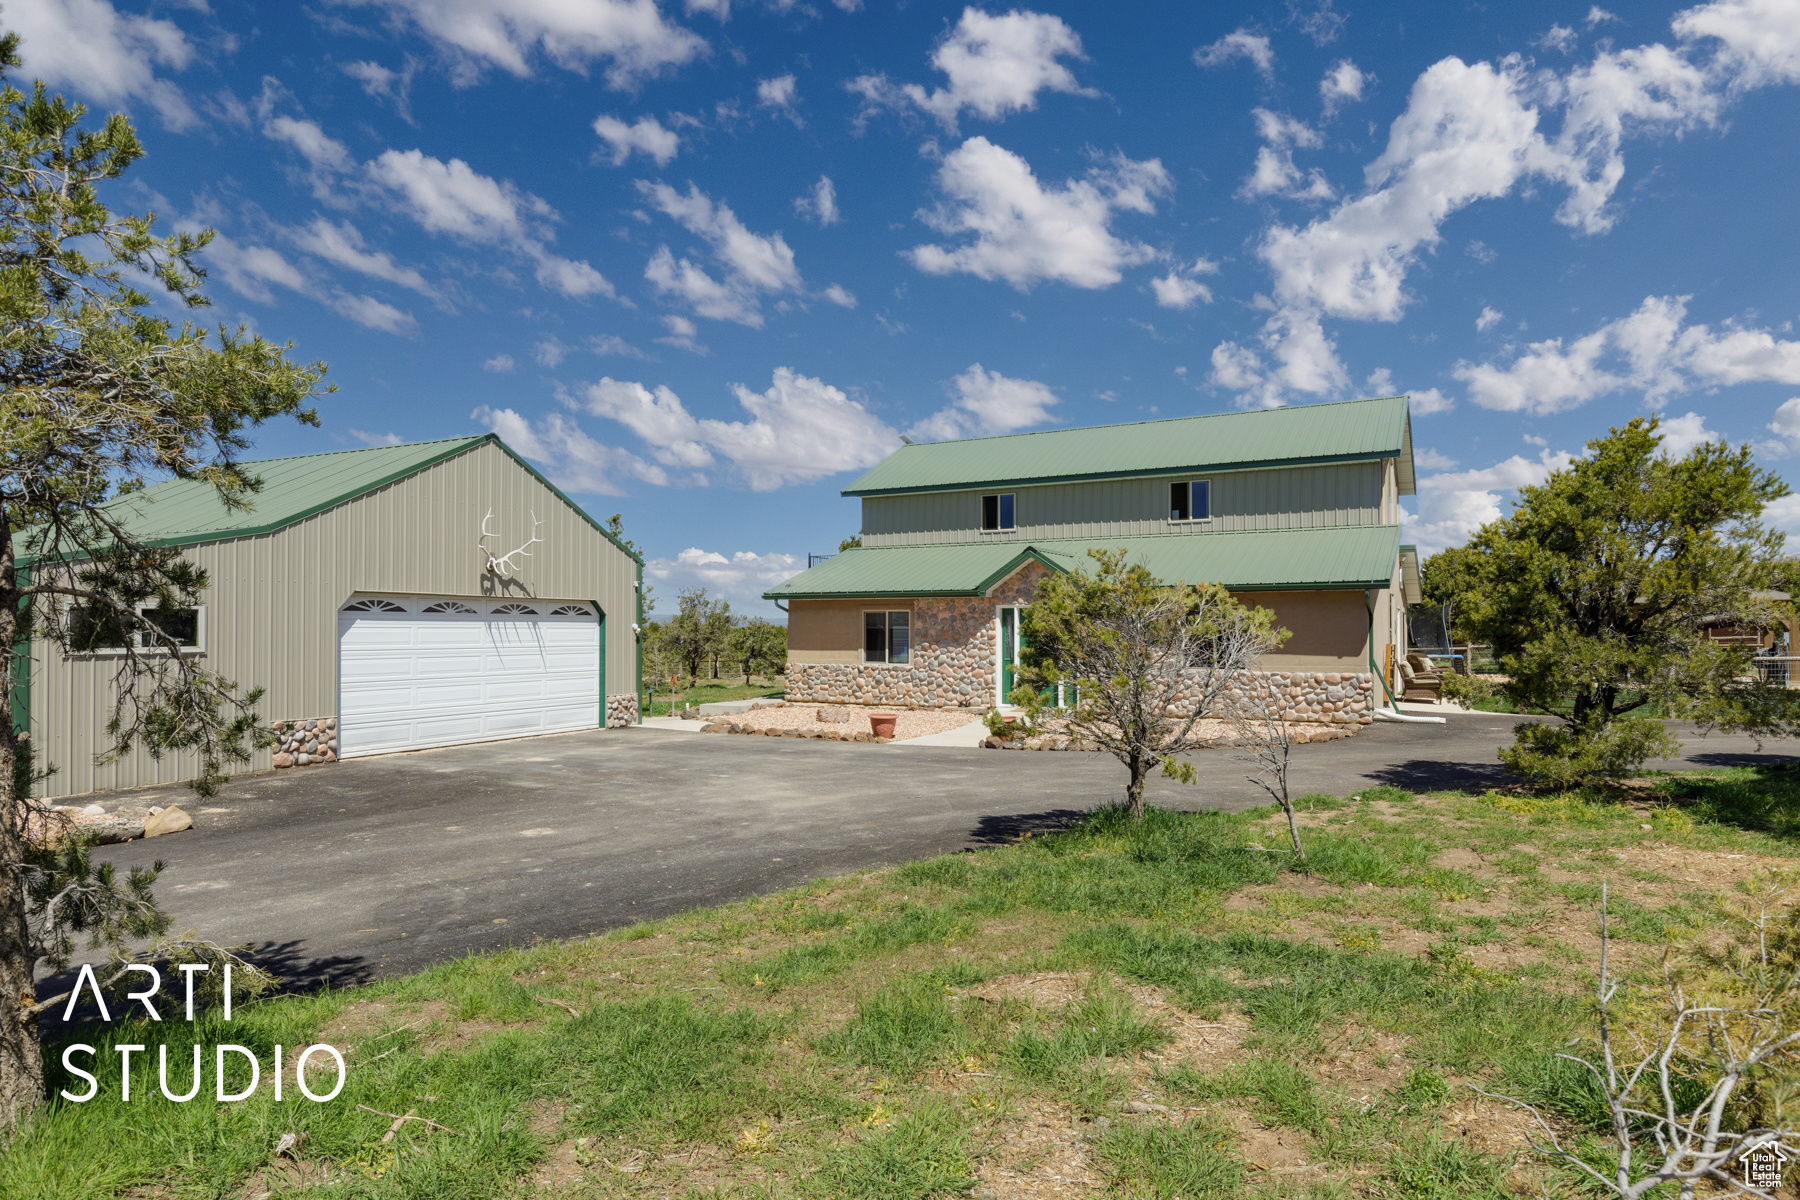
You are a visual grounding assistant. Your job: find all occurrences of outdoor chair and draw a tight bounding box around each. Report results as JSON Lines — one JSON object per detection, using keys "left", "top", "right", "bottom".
{"left": 1400, "top": 653, "right": 1444, "bottom": 702}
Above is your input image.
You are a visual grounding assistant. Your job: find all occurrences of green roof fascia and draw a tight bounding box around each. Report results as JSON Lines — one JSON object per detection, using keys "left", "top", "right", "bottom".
{"left": 17, "top": 433, "right": 644, "bottom": 568}
{"left": 843, "top": 394, "right": 1412, "bottom": 498}
{"left": 973, "top": 547, "right": 1072, "bottom": 594}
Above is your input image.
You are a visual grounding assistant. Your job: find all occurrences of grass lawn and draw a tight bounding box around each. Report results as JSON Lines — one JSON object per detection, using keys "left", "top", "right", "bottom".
{"left": 646, "top": 677, "right": 784, "bottom": 717}
{"left": 11, "top": 766, "right": 1800, "bottom": 1198}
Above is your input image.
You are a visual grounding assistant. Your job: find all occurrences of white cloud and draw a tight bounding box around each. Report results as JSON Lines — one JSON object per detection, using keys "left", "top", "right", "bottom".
{"left": 7, "top": 0, "right": 197, "bottom": 128}
{"left": 1193, "top": 29, "right": 1275, "bottom": 79}
{"left": 639, "top": 181, "right": 802, "bottom": 324}
{"left": 262, "top": 114, "right": 355, "bottom": 198}
{"left": 472, "top": 406, "right": 669, "bottom": 495}
{"left": 756, "top": 73, "right": 800, "bottom": 122}
{"left": 1289, "top": 0, "right": 1346, "bottom": 46}
{"left": 1208, "top": 310, "right": 1349, "bottom": 408}
{"left": 326, "top": 291, "right": 419, "bottom": 335}
{"left": 847, "top": 7, "right": 1093, "bottom": 131}
{"left": 1760, "top": 397, "right": 1800, "bottom": 457}
{"left": 1414, "top": 448, "right": 1458, "bottom": 470}
{"left": 1240, "top": 109, "right": 1334, "bottom": 201}
{"left": 1673, "top": 0, "right": 1800, "bottom": 89}
{"left": 657, "top": 314, "right": 706, "bottom": 353}
{"left": 1475, "top": 305, "right": 1503, "bottom": 332}
{"left": 201, "top": 232, "right": 421, "bottom": 335}
{"left": 291, "top": 218, "right": 435, "bottom": 296}
{"left": 822, "top": 283, "right": 857, "bottom": 308}
{"left": 593, "top": 113, "right": 680, "bottom": 165}
{"left": 1409, "top": 387, "right": 1455, "bottom": 415}
{"left": 348, "top": 429, "right": 404, "bottom": 447}
{"left": 910, "top": 137, "right": 1169, "bottom": 290}
{"left": 588, "top": 334, "right": 645, "bottom": 358}
{"left": 534, "top": 336, "right": 569, "bottom": 367}
{"left": 1764, "top": 494, "right": 1800, "bottom": 538}
{"left": 341, "top": 58, "right": 417, "bottom": 121}
{"left": 1150, "top": 258, "right": 1219, "bottom": 309}
{"left": 644, "top": 547, "right": 806, "bottom": 617}
{"left": 571, "top": 367, "right": 901, "bottom": 490}
{"left": 1319, "top": 59, "right": 1365, "bottom": 115}
{"left": 483, "top": 353, "right": 516, "bottom": 372}
{"left": 1456, "top": 295, "right": 1800, "bottom": 415}
{"left": 338, "top": 0, "right": 705, "bottom": 89}
{"left": 1539, "top": 24, "right": 1579, "bottom": 54}
{"left": 1403, "top": 449, "right": 1574, "bottom": 553}
{"left": 1588, "top": 7, "right": 1620, "bottom": 28}
{"left": 795, "top": 175, "right": 841, "bottom": 225}
{"left": 1657, "top": 410, "right": 1723, "bottom": 457}
{"left": 906, "top": 363, "right": 1059, "bottom": 441}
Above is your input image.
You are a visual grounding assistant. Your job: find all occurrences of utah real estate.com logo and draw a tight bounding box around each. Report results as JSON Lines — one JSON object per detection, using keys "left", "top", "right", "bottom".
{"left": 56, "top": 962, "right": 346, "bottom": 1104}
{"left": 1744, "top": 1142, "right": 1792, "bottom": 1191}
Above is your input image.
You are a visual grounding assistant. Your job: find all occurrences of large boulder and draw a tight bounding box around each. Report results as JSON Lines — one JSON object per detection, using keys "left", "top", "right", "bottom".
{"left": 144, "top": 807, "right": 192, "bottom": 838}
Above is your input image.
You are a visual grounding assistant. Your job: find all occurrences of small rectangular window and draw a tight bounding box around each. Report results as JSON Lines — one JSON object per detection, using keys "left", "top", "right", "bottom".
{"left": 1170, "top": 480, "right": 1210, "bottom": 522}
{"left": 138, "top": 606, "right": 201, "bottom": 650}
{"left": 66, "top": 606, "right": 130, "bottom": 653}
{"left": 982, "top": 493, "right": 1015, "bottom": 531}
{"left": 1192, "top": 479, "right": 1210, "bottom": 520}
{"left": 1170, "top": 481, "right": 1189, "bottom": 521}
{"left": 864, "top": 611, "right": 911, "bottom": 664}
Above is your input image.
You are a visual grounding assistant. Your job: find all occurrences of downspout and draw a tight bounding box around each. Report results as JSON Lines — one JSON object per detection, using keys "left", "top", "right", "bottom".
{"left": 1367, "top": 587, "right": 1444, "bottom": 724}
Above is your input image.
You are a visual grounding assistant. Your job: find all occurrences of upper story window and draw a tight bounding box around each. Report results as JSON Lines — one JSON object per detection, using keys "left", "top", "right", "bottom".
{"left": 1169, "top": 480, "right": 1211, "bottom": 523}
{"left": 981, "top": 493, "right": 1016, "bottom": 531}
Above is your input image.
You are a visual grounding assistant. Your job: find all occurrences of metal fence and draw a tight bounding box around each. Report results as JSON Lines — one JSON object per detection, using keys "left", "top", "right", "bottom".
{"left": 1753, "top": 656, "right": 1800, "bottom": 687}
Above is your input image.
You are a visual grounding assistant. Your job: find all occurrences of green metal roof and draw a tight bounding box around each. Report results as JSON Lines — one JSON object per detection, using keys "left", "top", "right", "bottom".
{"left": 18, "top": 433, "right": 644, "bottom": 564}
{"left": 764, "top": 525, "right": 1402, "bottom": 599}
{"left": 844, "top": 394, "right": 1415, "bottom": 498}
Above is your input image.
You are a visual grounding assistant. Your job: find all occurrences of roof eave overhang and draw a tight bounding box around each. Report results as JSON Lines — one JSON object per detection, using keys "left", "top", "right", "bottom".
{"left": 842, "top": 449, "right": 1401, "bottom": 498}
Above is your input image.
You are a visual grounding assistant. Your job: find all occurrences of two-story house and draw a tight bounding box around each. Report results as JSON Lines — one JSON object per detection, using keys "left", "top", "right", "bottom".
{"left": 763, "top": 394, "right": 1423, "bottom": 723}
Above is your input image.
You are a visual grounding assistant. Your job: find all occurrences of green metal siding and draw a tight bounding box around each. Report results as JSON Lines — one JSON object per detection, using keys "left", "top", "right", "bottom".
{"left": 766, "top": 525, "right": 1402, "bottom": 599}
{"left": 844, "top": 394, "right": 1411, "bottom": 497}
{"left": 861, "top": 461, "right": 1383, "bottom": 546}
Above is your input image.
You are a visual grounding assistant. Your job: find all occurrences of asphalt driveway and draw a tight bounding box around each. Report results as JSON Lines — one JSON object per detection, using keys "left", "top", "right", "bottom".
{"left": 77, "top": 713, "right": 1797, "bottom": 990}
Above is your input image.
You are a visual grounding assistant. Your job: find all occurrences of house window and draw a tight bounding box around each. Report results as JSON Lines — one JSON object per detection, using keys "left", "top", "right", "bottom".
{"left": 1169, "top": 479, "right": 1210, "bottom": 522}
{"left": 981, "top": 493, "right": 1015, "bottom": 531}
{"left": 864, "top": 610, "right": 911, "bottom": 664}
{"left": 66, "top": 604, "right": 204, "bottom": 654}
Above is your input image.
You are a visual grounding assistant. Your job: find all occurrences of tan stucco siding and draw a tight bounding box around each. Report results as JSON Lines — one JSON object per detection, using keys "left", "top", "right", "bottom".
{"left": 786, "top": 597, "right": 916, "bottom": 664}
{"left": 860, "top": 461, "right": 1384, "bottom": 547}
{"left": 28, "top": 440, "right": 639, "bottom": 798}
{"left": 1235, "top": 589, "right": 1373, "bottom": 670}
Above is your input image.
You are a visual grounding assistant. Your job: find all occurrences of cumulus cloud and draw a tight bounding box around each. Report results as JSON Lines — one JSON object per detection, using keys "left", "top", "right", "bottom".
{"left": 1673, "top": 0, "right": 1800, "bottom": 89}
{"left": 1475, "top": 305, "right": 1503, "bottom": 332}
{"left": 1409, "top": 387, "right": 1455, "bottom": 415}
{"left": 483, "top": 353, "right": 516, "bottom": 372}
{"left": 909, "top": 137, "right": 1170, "bottom": 290}
{"left": 1760, "top": 397, "right": 1800, "bottom": 458}
{"left": 1402, "top": 449, "right": 1574, "bottom": 553}
{"left": 1150, "top": 258, "right": 1219, "bottom": 309}
{"left": 847, "top": 7, "right": 1094, "bottom": 132}
{"left": 200, "top": 231, "right": 421, "bottom": 336}
{"left": 1455, "top": 295, "right": 1800, "bottom": 415}
{"left": 7, "top": 0, "right": 197, "bottom": 128}
{"left": 336, "top": 0, "right": 705, "bottom": 89}
{"left": 638, "top": 181, "right": 801, "bottom": 325}
{"left": 473, "top": 406, "right": 670, "bottom": 495}
{"left": 1289, "top": 0, "right": 1346, "bottom": 46}
{"left": 822, "top": 283, "right": 857, "bottom": 308}
{"left": 1657, "top": 410, "right": 1724, "bottom": 457}
{"left": 593, "top": 113, "right": 680, "bottom": 165}
{"left": 644, "top": 547, "right": 806, "bottom": 617}
{"left": 1539, "top": 24, "right": 1580, "bottom": 54}
{"left": 1193, "top": 29, "right": 1275, "bottom": 79}
{"left": 569, "top": 367, "right": 900, "bottom": 490}
{"left": 1413, "top": 447, "right": 1459, "bottom": 470}
{"left": 1319, "top": 59, "right": 1365, "bottom": 115}
{"left": 1208, "top": 310, "right": 1349, "bottom": 408}
{"left": 657, "top": 314, "right": 706, "bottom": 354}
{"left": 341, "top": 58, "right": 418, "bottom": 122}
{"left": 905, "top": 364, "right": 1059, "bottom": 441}
{"left": 794, "top": 175, "right": 841, "bottom": 225}
{"left": 291, "top": 218, "right": 435, "bottom": 297}
{"left": 348, "top": 429, "right": 404, "bottom": 447}
{"left": 756, "top": 73, "right": 800, "bottom": 122}
{"left": 1240, "top": 109, "right": 1334, "bottom": 201}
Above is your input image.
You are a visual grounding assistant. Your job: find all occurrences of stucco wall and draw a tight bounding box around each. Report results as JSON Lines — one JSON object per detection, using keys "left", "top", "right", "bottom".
{"left": 27, "top": 440, "right": 641, "bottom": 798}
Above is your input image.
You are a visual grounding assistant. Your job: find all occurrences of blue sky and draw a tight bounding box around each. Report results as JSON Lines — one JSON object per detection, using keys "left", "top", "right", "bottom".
{"left": 12, "top": 0, "right": 1800, "bottom": 616}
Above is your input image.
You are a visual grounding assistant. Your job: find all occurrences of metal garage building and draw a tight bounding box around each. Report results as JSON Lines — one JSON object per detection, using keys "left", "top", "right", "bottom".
{"left": 18, "top": 434, "right": 643, "bottom": 799}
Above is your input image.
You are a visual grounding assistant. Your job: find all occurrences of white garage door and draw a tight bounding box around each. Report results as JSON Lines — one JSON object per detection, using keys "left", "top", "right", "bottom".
{"left": 337, "top": 595, "right": 600, "bottom": 758}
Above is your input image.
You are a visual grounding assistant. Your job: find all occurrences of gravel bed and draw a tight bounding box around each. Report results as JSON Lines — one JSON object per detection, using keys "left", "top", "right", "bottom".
{"left": 711, "top": 703, "right": 983, "bottom": 742}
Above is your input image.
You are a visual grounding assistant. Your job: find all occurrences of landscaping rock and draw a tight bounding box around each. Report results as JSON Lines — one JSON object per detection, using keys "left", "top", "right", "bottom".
{"left": 815, "top": 706, "right": 849, "bottom": 723}
{"left": 144, "top": 807, "right": 192, "bottom": 838}
{"left": 81, "top": 804, "right": 105, "bottom": 816}
{"left": 701, "top": 723, "right": 727, "bottom": 733}
{"left": 273, "top": 752, "right": 293, "bottom": 768}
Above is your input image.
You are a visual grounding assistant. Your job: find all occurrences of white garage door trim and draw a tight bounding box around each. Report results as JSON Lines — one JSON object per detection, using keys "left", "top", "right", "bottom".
{"left": 337, "top": 594, "right": 600, "bottom": 758}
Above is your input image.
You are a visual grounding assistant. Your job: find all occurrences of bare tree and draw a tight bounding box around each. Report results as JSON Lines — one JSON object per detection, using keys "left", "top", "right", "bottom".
{"left": 1015, "top": 550, "right": 1284, "bottom": 820}
{"left": 1479, "top": 881, "right": 1800, "bottom": 1199}
{"left": 1228, "top": 683, "right": 1305, "bottom": 858}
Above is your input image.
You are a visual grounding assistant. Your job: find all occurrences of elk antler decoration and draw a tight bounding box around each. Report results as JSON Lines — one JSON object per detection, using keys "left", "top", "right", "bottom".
{"left": 478, "top": 508, "right": 544, "bottom": 576}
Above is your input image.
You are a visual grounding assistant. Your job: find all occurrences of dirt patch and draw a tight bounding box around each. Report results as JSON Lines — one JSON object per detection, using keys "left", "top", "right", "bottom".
{"left": 972, "top": 1097, "right": 1110, "bottom": 1199}
{"left": 1608, "top": 843, "right": 1792, "bottom": 893}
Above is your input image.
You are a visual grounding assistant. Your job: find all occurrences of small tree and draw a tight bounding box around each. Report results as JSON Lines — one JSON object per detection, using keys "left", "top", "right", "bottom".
{"left": 1449, "top": 417, "right": 1794, "bottom": 786}
{"left": 730, "top": 618, "right": 786, "bottom": 684}
{"left": 0, "top": 32, "right": 324, "bottom": 1127}
{"left": 1227, "top": 682, "right": 1305, "bottom": 858}
{"left": 1016, "top": 550, "right": 1284, "bottom": 820}
{"left": 663, "top": 588, "right": 731, "bottom": 686}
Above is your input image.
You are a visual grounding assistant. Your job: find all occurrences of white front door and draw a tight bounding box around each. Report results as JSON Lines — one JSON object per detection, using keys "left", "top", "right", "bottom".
{"left": 337, "top": 596, "right": 600, "bottom": 758}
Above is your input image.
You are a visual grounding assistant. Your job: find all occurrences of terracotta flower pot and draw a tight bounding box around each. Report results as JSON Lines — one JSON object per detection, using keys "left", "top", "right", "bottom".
{"left": 869, "top": 713, "right": 899, "bottom": 739}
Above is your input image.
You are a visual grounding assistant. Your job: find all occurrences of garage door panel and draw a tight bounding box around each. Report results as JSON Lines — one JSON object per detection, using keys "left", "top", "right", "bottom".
{"left": 338, "top": 601, "right": 599, "bottom": 758}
